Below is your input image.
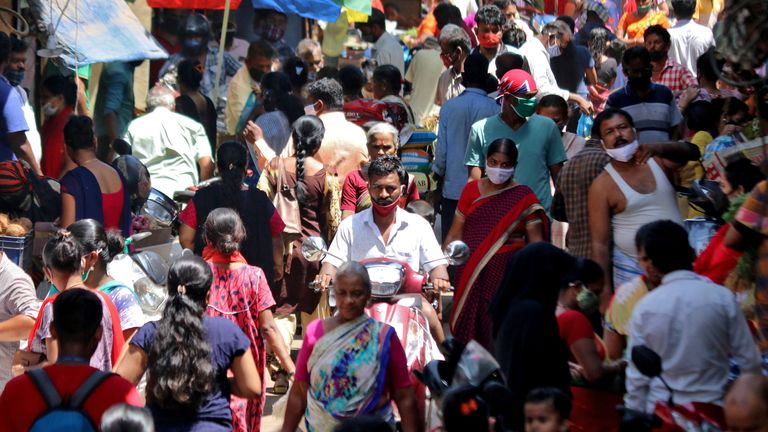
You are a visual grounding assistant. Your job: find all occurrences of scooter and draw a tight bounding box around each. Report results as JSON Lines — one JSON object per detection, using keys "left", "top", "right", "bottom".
{"left": 679, "top": 179, "right": 729, "bottom": 255}
{"left": 618, "top": 345, "right": 727, "bottom": 431}
{"left": 301, "top": 236, "right": 471, "bottom": 430}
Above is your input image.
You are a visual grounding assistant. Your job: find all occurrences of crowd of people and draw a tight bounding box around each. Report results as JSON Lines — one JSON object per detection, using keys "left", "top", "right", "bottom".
{"left": 1, "top": 0, "right": 768, "bottom": 431}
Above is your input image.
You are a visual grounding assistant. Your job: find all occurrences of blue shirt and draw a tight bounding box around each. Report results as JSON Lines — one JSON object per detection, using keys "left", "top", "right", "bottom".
{"left": 606, "top": 83, "right": 682, "bottom": 144}
{"left": 93, "top": 62, "right": 135, "bottom": 140}
{"left": 574, "top": 22, "right": 616, "bottom": 46}
{"left": 0, "top": 77, "right": 28, "bottom": 161}
{"left": 464, "top": 114, "right": 567, "bottom": 212}
{"left": 433, "top": 88, "right": 500, "bottom": 200}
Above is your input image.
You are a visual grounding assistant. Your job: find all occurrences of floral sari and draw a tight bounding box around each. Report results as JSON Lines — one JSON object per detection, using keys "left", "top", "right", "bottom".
{"left": 305, "top": 315, "right": 395, "bottom": 431}
{"left": 450, "top": 184, "right": 547, "bottom": 349}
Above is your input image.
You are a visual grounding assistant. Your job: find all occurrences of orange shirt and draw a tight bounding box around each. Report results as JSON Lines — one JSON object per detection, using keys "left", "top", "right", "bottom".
{"left": 618, "top": 11, "right": 670, "bottom": 40}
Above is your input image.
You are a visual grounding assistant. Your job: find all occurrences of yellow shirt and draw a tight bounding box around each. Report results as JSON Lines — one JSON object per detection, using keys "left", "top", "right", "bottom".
{"left": 619, "top": 11, "right": 670, "bottom": 40}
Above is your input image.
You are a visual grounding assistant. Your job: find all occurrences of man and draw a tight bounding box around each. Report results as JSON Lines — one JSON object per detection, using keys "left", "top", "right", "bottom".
{"left": 668, "top": 0, "right": 715, "bottom": 76}
{"left": 124, "top": 86, "right": 213, "bottom": 197}
{"left": 624, "top": 220, "right": 761, "bottom": 414}
{"left": 357, "top": 9, "right": 405, "bottom": 76}
{"left": 0, "top": 289, "right": 142, "bottom": 430}
{"left": 0, "top": 251, "right": 39, "bottom": 391}
{"left": 253, "top": 8, "right": 294, "bottom": 63}
{"left": 0, "top": 32, "right": 40, "bottom": 174}
{"left": 5, "top": 36, "right": 40, "bottom": 164}
{"left": 297, "top": 39, "right": 324, "bottom": 81}
{"left": 464, "top": 69, "right": 566, "bottom": 213}
{"left": 435, "top": 24, "right": 471, "bottom": 106}
{"left": 472, "top": 4, "right": 515, "bottom": 76}
{"left": 433, "top": 53, "right": 499, "bottom": 240}
{"left": 725, "top": 374, "right": 768, "bottom": 432}
{"left": 316, "top": 156, "right": 450, "bottom": 342}
{"left": 93, "top": 61, "right": 137, "bottom": 158}
{"left": 225, "top": 40, "right": 278, "bottom": 136}
{"left": 588, "top": 109, "right": 698, "bottom": 291}
{"left": 274, "top": 78, "right": 367, "bottom": 182}
{"left": 520, "top": 21, "right": 593, "bottom": 114}
{"left": 606, "top": 47, "right": 682, "bottom": 144}
{"left": 644, "top": 25, "right": 697, "bottom": 102}
{"left": 549, "top": 19, "right": 597, "bottom": 126}
{"left": 404, "top": 37, "right": 444, "bottom": 123}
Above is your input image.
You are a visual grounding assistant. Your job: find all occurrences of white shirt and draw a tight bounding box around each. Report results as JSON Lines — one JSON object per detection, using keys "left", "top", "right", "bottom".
{"left": 323, "top": 207, "right": 448, "bottom": 272}
{"left": 520, "top": 37, "right": 570, "bottom": 101}
{"left": 625, "top": 271, "right": 761, "bottom": 413}
{"left": 668, "top": 19, "right": 715, "bottom": 75}
{"left": 450, "top": 0, "right": 477, "bottom": 18}
{"left": 124, "top": 107, "right": 212, "bottom": 198}
{"left": 375, "top": 32, "right": 406, "bottom": 76}
{"left": 404, "top": 47, "right": 445, "bottom": 123}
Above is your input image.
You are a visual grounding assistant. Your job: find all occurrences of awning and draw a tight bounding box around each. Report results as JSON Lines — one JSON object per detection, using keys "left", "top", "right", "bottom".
{"left": 252, "top": 0, "right": 372, "bottom": 23}
{"left": 27, "top": 0, "right": 168, "bottom": 68}
{"left": 147, "top": 0, "right": 243, "bottom": 11}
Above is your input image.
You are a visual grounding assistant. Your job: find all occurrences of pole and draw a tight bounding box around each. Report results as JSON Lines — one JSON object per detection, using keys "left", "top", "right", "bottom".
{"left": 211, "top": 0, "right": 231, "bottom": 105}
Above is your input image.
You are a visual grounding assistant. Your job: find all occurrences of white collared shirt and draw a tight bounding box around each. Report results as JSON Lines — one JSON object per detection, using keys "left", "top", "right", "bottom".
{"left": 668, "top": 19, "right": 715, "bottom": 75}
{"left": 323, "top": 207, "right": 447, "bottom": 272}
{"left": 624, "top": 270, "right": 761, "bottom": 413}
{"left": 519, "top": 37, "right": 570, "bottom": 101}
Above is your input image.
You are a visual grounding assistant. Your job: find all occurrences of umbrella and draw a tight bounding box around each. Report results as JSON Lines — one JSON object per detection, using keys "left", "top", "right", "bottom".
{"left": 148, "top": 0, "right": 243, "bottom": 10}
{"left": 252, "top": 0, "right": 372, "bottom": 23}
{"left": 580, "top": 0, "right": 611, "bottom": 25}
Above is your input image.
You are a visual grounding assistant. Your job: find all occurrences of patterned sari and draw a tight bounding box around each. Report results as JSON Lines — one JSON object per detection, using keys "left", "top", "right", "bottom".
{"left": 450, "top": 184, "right": 547, "bottom": 349}
{"left": 305, "top": 315, "right": 395, "bottom": 431}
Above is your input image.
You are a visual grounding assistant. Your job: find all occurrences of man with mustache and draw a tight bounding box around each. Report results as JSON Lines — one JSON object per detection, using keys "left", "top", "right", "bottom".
{"left": 588, "top": 108, "right": 699, "bottom": 304}
{"left": 644, "top": 25, "right": 697, "bottom": 105}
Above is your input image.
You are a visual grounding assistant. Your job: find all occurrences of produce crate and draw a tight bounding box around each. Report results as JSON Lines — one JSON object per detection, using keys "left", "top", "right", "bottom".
{"left": 0, "top": 234, "right": 30, "bottom": 267}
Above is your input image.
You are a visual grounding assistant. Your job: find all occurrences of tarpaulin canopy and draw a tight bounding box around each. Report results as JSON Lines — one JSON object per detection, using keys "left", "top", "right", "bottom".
{"left": 252, "top": 0, "right": 372, "bottom": 22}
{"left": 147, "top": 0, "right": 243, "bottom": 11}
{"left": 28, "top": 0, "right": 168, "bottom": 68}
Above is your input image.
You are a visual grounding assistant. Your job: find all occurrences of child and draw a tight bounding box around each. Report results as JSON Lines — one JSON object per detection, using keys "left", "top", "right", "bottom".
{"left": 524, "top": 387, "right": 571, "bottom": 432}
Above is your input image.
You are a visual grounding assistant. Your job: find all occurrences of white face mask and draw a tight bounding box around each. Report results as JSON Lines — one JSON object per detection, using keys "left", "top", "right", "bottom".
{"left": 486, "top": 166, "right": 515, "bottom": 184}
{"left": 603, "top": 139, "right": 640, "bottom": 162}
{"left": 42, "top": 102, "right": 59, "bottom": 117}
{"left": 547, "top": 44, "right": 561, "bottom": 58}
{"left": 304, "top": 103, "right": 317, "bottom": 116}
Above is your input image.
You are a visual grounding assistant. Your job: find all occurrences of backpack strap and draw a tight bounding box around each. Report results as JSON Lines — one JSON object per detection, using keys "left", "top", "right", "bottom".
{"left": 27, "top": 368, "right": 62, "bottom": 409}
{"left": 69, "top": 370, "right": 111, "bottom": 409}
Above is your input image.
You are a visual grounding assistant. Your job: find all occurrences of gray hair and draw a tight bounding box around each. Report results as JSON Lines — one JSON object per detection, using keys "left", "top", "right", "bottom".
{"left": 297, "top": 38, "right": 321, "bottom": 57}
{"left": 543, "top": 20, "right": 572, "bottom": 39}
{"left": 439, "top": 24, "right": 471, "bottom": 52}
{"left": 366, "top": 122, "right": 399, "bottom": 148}
{"left": 335, "top": 261, "right": 372, "bottom": 293}
{"left": 146, "top": 85, "right": 175, "bottom": 110}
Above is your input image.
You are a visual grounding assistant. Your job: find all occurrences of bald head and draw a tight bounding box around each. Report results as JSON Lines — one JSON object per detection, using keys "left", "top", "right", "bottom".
{"left": 725, "top": 374, "right": 768, "bottom": 432}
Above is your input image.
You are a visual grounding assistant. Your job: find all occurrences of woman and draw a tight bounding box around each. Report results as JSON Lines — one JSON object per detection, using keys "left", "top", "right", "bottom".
{"left": 445, "top": 138, "right": 548, "bottom": 349}
{"left": 254, "top": 72, "right": 305, "bottom": 157}
{"left": 27, "top": 231, "right": 124, "bottom": 371}
{"left": 557, "top": 259, "right": 626, "bottom": 432}
{"left": 115, "top": 256, "right": 262, "bottom": 431}
{"left": 39, "top": 75, "right": 77, "bottom": 179}
{"left": 257, "top": 116, "right": 340, "bottom": 330}
{"left": 372, "top": 65, "right": 416, "bottom": 130}
{"left": 69, "top": 219, "right": 147, "bottom": 341}
{"left": 340, "top": 122, "right": 420, "bottom": 219}
{"left": 175, "top": 59, "right": 217, "bottom": 155}
{"left": 617, "top": 0, "right": 669, "bottom": 45}
{"left": 179, "top": 141, "right": 285, "bottom": 289}
{"left": 60, "top": 116, "right": 131, "bottom": 236}
{"left": 703, "top": 97, "right": 751, "bottom": 161}
{"left": 490, "top": 243, "right": 575, "bottom": 431}
{"left": 203, "top": 208, "right": 296, "bottom": 432}
{"left": 281, "top": 262, "right": 419, "bottom": 432}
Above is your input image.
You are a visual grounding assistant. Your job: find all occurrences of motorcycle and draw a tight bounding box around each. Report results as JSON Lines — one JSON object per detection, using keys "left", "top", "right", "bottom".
{"left": 618, "top": 345, "right": 727, "bottom": 431}
{"left": 300, "top": 236, "right": 471, "bottom": 430}
{"left": 679, "top": 179, "right": 729, "bottom": 255}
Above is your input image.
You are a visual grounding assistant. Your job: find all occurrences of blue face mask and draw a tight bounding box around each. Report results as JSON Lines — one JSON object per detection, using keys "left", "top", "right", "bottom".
{"left": 4, "top": 69, "right": 24, "bottom": 87}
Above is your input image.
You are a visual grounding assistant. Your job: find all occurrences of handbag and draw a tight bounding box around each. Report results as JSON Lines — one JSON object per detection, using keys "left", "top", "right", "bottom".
{"left": 272, "top": 158, "right": 302, "bottom": 238}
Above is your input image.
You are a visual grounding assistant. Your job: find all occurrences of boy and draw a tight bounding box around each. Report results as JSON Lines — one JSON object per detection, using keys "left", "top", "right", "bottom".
{"left": 524, "top": 387, "right": 571, "bottom": 432}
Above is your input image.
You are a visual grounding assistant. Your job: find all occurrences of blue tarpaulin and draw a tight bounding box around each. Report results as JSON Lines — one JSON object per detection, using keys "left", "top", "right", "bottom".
{"left": 28, "top": 0, "right": 167, "bottom": 67}
{"left": 252, "top": 0, "right": 342, "bottom": 22}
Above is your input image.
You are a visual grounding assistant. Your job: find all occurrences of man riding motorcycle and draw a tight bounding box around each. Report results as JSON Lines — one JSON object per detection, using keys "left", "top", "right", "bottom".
{"left": 315, "top": 155, "right": 451, "bottom": 343}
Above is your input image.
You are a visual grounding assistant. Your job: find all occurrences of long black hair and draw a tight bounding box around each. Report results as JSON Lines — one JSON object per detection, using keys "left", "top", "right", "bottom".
{"left": 147, "top": 255, "right": 214, "bottom": 409}
{"left": 261, "top": 72, "right": 304, "bottom": 124}
{"left": 216, "top": 141, "right": 248, "bottom": 210}
{"left": 68, "top": 219, "right": 124, "bottom": 272}
{"left": 292, "top": 115, "right": 325, "bottom": 202}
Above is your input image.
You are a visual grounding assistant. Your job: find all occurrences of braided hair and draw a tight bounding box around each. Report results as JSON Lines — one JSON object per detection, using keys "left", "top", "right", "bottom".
{"left": 216, "top": 141, "right": 248, "bottom": 210}
{"left": 291, "top": 115, "right": 325, "bottom": 202}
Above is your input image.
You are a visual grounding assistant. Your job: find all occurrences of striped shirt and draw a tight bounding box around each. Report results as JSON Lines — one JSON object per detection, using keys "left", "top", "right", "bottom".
{"left": 606, "top": 83, "right": 682, "bottom": 144}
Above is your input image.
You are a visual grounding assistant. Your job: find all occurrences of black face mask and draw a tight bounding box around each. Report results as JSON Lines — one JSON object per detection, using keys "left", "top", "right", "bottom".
{"left": 628, "top": 69, "right": 652, "bottom": 91}
{"left": 182, "top": 39, "right": 205, "bottom": 58}
{"left": 649, "top": 50, "right": 666, "bottom": 62}
{"left": 249, "top": 67, "right": 265, "bottom": 83}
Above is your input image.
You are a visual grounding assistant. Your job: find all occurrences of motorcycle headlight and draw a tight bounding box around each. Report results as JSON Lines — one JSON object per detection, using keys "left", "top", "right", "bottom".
{"left": 366, "top": 262, "right": 405, "bottom": 298}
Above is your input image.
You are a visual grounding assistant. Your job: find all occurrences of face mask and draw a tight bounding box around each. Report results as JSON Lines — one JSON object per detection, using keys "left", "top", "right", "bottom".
{"left": 628, "top": 72, "right": 652, "bottom": 91}
{"left": 304, "top": 102, "right": 317, "bottom": 116}
{"left": 182, "top": 39, "right": 205, "bottom": 57}
{"left": 4, "top": 69, "right": 23, "bottom": 87}
{"left": 81, "top": 267, "right": 92, "bottom": 282}
{"left": 637, "top": 3, "right": 652, "bottom": 14}
{"left": 362, "top": 32, "right": 377, "bottom": 43}
{"left": 547, "top": 44, "right": 562, "bottom": 58}
{"left": 649, "top": 50, "right": 666, "bottom": 62}
{"left": 307, "top": 71, "right": 317, "bottom": 82}
{"left": 440, "top": 52, "right": 456, "bottom": 69}
{"left": 604, "top": 139, "right": 640, "bottom": 162}
{"left": 485, "top": 166, "right": 515, "bottom": 184}
{"left": 42, "top": 102, "right": 60, "bottom": 117}
{"left": 576, "top": 286, "right": 600, "bottom": 316}
{"left": 372, "top": 192, "right": 402, "bottom": 217}
{"left": 510, "top": 96, "right": 538, "bottom": 118}
{"left": 478, "top": 32, "right": 501, "bottom": 49}
{"left": 261, "top": 24, "right": 284, "bottom": 42}
{"left": 249, "top": 67, "right": 265, "bottom": 83}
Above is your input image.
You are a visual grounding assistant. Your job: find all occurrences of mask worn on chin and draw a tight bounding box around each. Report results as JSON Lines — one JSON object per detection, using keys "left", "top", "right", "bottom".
{"left": 42, "top": 102, "right": 59, "bottom": 117}
{"left": 372, "top": 194, "right": 401, "bottom": 217}
{"left": 485, "top": 166, "right": 515, "bottom": 184}
{"left": 604, "top": 139, "right": 640, "bottom": 162}
{"left": 649, "top": 50, "right": 666, "bottom": 62}
{"left": 4, "top": 69, "right": 24, "bottom": 87}
{"left": 262, "top": 24, "right": 284, "bottom": 42}
{"left": 478, "top": 32, "right": 501, "bottom": 49}
{"left": 547, "top": 44, "right": 562, "bottom": 58}
{"left": 182, "top": 39, "right": 205, "bottom": 57}
{"left": 511, "top": 96, "right": 538, "bottom": 118}
{"left": 576, "top": 286, "right": 600, "bottom": 316}
{"left": 249, "top": 67, "right": 265, "bottom": 83}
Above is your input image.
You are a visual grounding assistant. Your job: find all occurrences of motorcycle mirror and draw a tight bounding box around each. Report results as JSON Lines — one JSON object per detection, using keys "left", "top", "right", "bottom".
{"left": 631, "top": 345, "right": 663, "bottom": 378}
{"left": 302, "top": 236, "right": 328, "bottom": 262}
{"left": 444, "top": 241, "right": 470, "bottom": 266}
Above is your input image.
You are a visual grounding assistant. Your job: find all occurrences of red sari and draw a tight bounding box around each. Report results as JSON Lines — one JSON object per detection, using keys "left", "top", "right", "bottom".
{"left": 450, "top": 182, "right": 548, "bottom": 349}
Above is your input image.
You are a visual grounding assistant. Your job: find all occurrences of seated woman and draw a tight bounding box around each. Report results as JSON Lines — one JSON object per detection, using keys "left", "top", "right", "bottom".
{"left": 59, "top": 116, "right": 131, "bottom": 236}
{"left": 372, "top": 65, "right": 416, "bottom": 129}
{"left": 445, "top": 138, "right": 547, "bottom": 349}
{"left": 115, "top": 256, "right": 262, "bottom": 431}
{"left": 281, "top": 262, "right": 419, "bottom": 432}
{"left": 341, "top": 122, "right": 420, "bottom": 219}
{"left": 39, "top": 75, "right": 77, "bottom": 179}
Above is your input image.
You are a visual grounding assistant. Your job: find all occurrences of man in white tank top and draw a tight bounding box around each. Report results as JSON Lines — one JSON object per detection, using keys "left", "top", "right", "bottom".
{"left": 588, "top": 109, "right": 700, "bottom": 302}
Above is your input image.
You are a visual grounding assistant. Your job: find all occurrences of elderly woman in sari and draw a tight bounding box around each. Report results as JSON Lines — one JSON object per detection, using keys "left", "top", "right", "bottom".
{"left": 444, "top": 138, "right": 548, "bottom": 349}
{"left": 281, "top": 262, "right": 420, "bottom": 432}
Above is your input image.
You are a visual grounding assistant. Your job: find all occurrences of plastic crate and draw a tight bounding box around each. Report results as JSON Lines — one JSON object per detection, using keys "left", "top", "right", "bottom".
{"left": 0, "top": 235, "right": 29, "bottom": 267}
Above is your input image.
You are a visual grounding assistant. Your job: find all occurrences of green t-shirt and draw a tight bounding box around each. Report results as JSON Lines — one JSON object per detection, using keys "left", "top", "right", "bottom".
{"left": 464, "top": 114, "right": 567, "bottom": 212}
